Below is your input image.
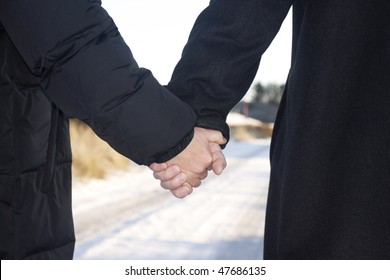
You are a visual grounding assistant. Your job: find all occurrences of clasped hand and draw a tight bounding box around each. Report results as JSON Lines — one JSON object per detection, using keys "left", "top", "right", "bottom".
{"left": 149, "top": 127, "right": 227, "bottom": 198}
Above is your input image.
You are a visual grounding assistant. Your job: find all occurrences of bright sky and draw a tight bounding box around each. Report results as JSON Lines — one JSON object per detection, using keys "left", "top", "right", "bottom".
{"left": 102, "top": 0, "right": 292, "bottom": 87}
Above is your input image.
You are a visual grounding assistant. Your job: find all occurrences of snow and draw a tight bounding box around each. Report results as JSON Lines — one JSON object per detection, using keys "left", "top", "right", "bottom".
{"left": 226, "top": 112, "right": 264, "bottom": 127}
{"left": 72, "top": 138, "right": 271, "bottom": 260}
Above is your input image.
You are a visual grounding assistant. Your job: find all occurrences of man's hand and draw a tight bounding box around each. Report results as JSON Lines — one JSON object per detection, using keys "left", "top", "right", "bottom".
{"left": 150, "top": 128, "right": 227, "bottom": 198}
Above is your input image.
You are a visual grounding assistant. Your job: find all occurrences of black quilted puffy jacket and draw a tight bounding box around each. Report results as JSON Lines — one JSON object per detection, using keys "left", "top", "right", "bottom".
{"left": 0, "top": 0, "right": 196, "bottom": 259}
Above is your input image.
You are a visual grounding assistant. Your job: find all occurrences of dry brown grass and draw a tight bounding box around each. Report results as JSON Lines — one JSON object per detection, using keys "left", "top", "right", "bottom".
{"left": 227, "top": 113, "right": 274, "bottom": 141}
{"left": 229, "top": 123, "right": 273, "bottom": 140}
{"left": 69, "top": 119, "right": 131, "bottom": 179}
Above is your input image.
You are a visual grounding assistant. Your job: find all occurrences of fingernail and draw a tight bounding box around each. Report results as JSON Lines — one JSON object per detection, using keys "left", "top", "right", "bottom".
{"left": 172, "top": 165, "right": 180, "bottom": 173}
{"left": 179, "top": 173, "right": 187, "bottom": 182}
{"left": 177, "top": 186, "right": 190, "bottom": 197}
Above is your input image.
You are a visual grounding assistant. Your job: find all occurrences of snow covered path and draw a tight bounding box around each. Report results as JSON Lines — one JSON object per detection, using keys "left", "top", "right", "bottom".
{"left": 72, "top": 139, "right": 271, "bottom": 260}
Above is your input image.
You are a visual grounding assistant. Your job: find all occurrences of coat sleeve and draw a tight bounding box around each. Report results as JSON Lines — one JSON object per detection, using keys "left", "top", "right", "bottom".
{"left": 167, "top": 0, "right": 293, "bottom": 142}
{"left": 0, "top": 0, "right": 197, "bottom": 165}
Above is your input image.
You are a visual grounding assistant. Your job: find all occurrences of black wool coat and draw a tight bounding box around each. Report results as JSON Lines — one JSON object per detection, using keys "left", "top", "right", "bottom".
{"left": 168, "top": 0, "right": 390, "bottom": 259}
{"left": 0, "top": 0, "right": 196, "bottom": 259}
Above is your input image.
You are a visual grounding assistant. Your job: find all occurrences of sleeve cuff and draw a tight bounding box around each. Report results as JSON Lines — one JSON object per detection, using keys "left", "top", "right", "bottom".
{"left": 195, "top": 117, "right": 230, "bottom": 149}
{"left": 153, "top": 129, "right": 195, "bottom": 164}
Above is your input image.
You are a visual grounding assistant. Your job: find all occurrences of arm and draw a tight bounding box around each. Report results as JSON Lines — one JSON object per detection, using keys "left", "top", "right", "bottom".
{"left": 0, "top": 0, "right": 196, "bottom": 165}
{"left": 151, "top": 0, "right": 292, "bottom": 194}
{"left": 167, "top": 0, "right": 293, "bottom": 142}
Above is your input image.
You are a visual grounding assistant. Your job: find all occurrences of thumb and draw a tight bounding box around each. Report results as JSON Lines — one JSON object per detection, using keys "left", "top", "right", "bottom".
{"left": 209, "top": 142, "right": 227, "bottom": 175}
{"left": 201, "top": 128, "right": 227, "bottom": 145}
{"left": 149, "top": 162, "right": 168, "bottom": 172}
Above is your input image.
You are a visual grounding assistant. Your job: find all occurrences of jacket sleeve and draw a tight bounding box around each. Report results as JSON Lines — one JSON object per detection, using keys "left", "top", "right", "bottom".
{"left": 0, "top": 0, "right": 197, "bottom": 165}
{"left": 167, "top": 0, "right": 293, "bottom": 142}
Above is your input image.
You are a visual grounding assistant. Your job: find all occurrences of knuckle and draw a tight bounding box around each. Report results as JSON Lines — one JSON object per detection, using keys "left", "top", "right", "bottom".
{"left": 192, "top": 179, "right": 202, "bottom": 188}
{"left": 160, "top": 181, "right": 174, "bottom": 190}
{"left": 200, "top": 171, "right": 208, "bottom": 180}
{"left": 193, "top": 165, "right": 205, "bottom": 174}
{"left": 160, "top": 181, "right": 168, "bottom": 189}
{"left": 172, "top": 192, "right": 184, "bottom": 199}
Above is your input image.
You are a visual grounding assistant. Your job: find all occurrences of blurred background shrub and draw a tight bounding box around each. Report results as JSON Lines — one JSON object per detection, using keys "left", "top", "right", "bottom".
{"left": 69, "top": 119, "right": 131, "bottom": 179}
